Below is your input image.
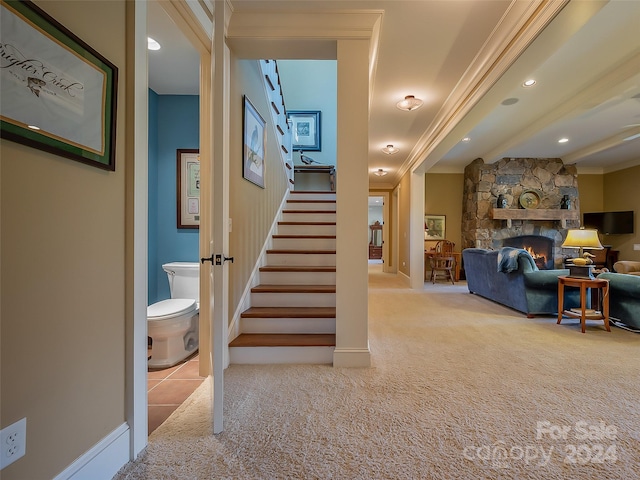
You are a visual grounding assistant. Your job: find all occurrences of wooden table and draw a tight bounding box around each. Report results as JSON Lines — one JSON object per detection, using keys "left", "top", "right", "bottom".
{"left": 293, "top": 164, "right": 335, "bottom": 191}
{"left": 425, "top": 251, "right": 460, "bottom": 282}
{"left": 557, "top": 276, "right": 610, "bottom": 333}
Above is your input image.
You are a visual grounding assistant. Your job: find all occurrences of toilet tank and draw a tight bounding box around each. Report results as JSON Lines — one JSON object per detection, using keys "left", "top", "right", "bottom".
{"left": 162, "top": 262, "right": 200, "bottom": 300}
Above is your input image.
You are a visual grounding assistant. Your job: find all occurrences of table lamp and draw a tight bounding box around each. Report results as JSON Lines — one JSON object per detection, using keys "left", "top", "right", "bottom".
{"left": 562, "top": 228, "right": 603, "bottom": 278}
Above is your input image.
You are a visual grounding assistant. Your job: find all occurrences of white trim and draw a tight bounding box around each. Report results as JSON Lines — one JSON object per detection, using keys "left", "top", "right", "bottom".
{"left": 333, "top": 347, "right": 371, "bottom": 367}
{"left": 398, "top": 269, "right": 410, "bottom": 285}
{"left": 53, "top": 424, "right": 129, "bottom": 480}
{"left": 126, "top": 0, "right": 148, "bottom": 461}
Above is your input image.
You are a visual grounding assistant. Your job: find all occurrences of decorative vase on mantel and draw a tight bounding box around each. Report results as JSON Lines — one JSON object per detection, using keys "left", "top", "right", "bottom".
{"left": 497, "top": 194, "right": 508, "bottom": 209}
{"left": 560, "top": 195, "right": 571, "bottom": 210}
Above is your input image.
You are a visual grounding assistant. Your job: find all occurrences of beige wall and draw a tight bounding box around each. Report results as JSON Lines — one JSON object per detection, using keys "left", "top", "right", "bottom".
{"left": 577, "top": 174, "right": 604, "bottom": 215}
{"left": 397, "top": 174, "right": 411, "bottom": 276}
{"left": 425, "top": 173, "right": 464, "bottom": 251}
{"left": 578, "top": 167, "right": 640, "bottom": 261}
{"left": 229, "top": 59, "right": 288, "bottom": 317}
{"left": 0, "top": 1, "right": 127, "bottom": 479}
{"left": 603, "top": 165, "right": 640, "bottom": 261}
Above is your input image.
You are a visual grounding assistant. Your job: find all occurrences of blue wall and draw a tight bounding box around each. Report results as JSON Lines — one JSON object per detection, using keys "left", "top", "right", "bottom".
{"left": 148, "top": 91, "right": 199, "bottom": 303}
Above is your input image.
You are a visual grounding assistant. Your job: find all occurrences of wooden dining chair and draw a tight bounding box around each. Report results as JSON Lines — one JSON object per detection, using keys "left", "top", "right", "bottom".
{"left": 430, "top": 240, "right": 456, "bottom": 284}
{"left": 435, "top": 240, "right": 455, "bottom": 255}
{"left": 430, "top": 256, "right": 456, "bottom": 284}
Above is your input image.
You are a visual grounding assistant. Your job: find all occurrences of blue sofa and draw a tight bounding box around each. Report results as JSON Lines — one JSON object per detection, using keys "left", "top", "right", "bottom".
{"left": 462, "top": 248, "right": 581, "bottom": 317}
{"left": 596, "top": 272, "right": 640, "bottom": 330}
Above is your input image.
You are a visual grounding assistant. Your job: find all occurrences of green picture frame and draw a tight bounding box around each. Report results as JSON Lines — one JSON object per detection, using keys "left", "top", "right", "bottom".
{"left": 0, "top": 0, "right": 118, "bottom": 170}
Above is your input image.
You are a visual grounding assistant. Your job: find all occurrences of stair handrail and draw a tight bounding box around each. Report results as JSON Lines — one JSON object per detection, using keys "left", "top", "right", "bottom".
{"left": 259, "top": 60, "right": 294, "bottom": 189}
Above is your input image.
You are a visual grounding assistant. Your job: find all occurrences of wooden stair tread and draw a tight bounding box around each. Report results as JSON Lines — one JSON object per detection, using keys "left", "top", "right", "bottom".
{"left": 278, "top": 222, "right": 336, "bottom": 226}
{"left": 259, "top": 266, "right": 336, "bottom": 272}
{"left": 272, "top": 235, "right": 336, "bottom": 239}
{"left": 287, "top": 200, "right": 336, "bottom": 204}
{"left": 252, "top": 284, "right": 336, "bottom": 293}
{"left": 266, "top": 249, "right": 336, "bottom": 254}
{"left": 230, "top": 334, "right": 336, "bottom": 347}
{"left": 290, "top": 191, "right": 336, "bottom": 194}
{"left": 282, "top": 210, "right": 336, "bottom": 215}
{"left": 241, "top": 307, "right": 336, "bottom": 318}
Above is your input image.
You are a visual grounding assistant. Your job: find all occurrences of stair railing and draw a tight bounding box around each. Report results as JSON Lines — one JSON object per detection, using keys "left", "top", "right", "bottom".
{"left": 259, "top": 60, "right": 294, "bottom": 189}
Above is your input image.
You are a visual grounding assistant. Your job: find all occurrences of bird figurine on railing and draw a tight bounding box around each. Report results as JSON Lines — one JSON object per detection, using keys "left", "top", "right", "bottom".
{"left": 299, "top": 150, "right": 326, "bottom": 165}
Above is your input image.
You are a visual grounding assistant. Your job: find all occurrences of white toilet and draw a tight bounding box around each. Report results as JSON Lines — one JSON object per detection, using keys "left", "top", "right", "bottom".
{"left": 147, "top": 262, "right": 199, "bottom": 368}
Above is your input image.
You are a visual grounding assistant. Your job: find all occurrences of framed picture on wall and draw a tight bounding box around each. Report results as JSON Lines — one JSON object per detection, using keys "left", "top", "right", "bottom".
{"left": 287, "top": 110, "right": 321, "bottom": 151}
{"left": 0, "top": 0, "right": 118, "bottom": 171}
{"left": 425, "top": 214, "right": 446, "bottom": 240}
{"left": 242, "top": 95, "right": 266, "bottom": 188}
{"left": 177, "top": 149, "right": 200, "bottom": 229}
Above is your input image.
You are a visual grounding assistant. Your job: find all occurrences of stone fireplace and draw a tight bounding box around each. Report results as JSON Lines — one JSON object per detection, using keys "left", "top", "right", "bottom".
{"left": 503, "top": 235, "right": 554, "bottom": 269}
{"left": 462, "top": 158, "right": 581, "bottom": 268}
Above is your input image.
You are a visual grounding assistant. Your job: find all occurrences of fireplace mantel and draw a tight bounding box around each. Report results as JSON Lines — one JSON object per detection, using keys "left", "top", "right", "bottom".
{"left": 492, "top": 208, "right": 579, "bottom": 228}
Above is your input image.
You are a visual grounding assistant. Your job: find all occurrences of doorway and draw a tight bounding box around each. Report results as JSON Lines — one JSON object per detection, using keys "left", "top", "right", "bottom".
{"left": 369, "top": 192, "right": 391, "bottom": 271}
{"left": 146, "top": 0, "right": 205, "bottom": 436}
{"left": 368, "top": 196, "right": 383, "bottom": 263}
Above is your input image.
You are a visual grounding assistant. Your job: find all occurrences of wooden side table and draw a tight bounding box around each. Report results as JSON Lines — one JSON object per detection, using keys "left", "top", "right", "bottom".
{"left": 557, "top": 276, "right": 610, "bottom": 333}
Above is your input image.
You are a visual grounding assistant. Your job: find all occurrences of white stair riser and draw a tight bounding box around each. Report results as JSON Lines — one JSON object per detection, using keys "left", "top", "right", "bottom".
{"left": 285, "top": 202, "right": 336, "bottom": 211}
{"left": 289, "top": 193, "right": 336, "bottom": 202}
{"left": 241, "top": 317, "right": 336, "bottom": 334}
{"left": 267, "top": 253, "right": 336, "bottom": 266}
{"left": 272, "top": 237, "right": 336, "bottom": 250}
{"left": 229, "top": 346, "right": 334, "bottom": 365}
{"left": 251, "top": 292, "right": 336, "bottom": 308}
{"left": 277, "top": 224, "right": 336, "bottom": 235}
{"left": 282, "top": 212, "right": 336, "bottom": 222}
{"left": 259, "top": 271, "right": 336, "bottom": 285}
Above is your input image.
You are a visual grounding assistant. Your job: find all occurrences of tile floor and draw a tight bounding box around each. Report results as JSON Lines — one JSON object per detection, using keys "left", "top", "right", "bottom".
{"left": 147, "top": 352, "right": 205, "bottom": 435}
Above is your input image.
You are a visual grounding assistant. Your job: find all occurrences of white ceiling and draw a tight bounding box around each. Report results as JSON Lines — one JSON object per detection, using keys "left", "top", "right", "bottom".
{"left": 148, "top": 0, "right": 640, "bottom": 187}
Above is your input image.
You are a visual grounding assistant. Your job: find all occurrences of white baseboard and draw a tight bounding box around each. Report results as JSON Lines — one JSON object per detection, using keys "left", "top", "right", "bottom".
{"left": 333, "top": 347, "right": 371, "bottom": 367}
{"left": 53, "top": 423, "right": 130, "bottom": 480}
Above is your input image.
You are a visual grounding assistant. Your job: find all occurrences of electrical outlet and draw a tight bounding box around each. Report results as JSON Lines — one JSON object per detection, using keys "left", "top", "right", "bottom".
{"left": 634, "top": 244, "right": 640, "bottom": 251}
{"left": 1, "top": 418, "right": 26, "bottom": 469}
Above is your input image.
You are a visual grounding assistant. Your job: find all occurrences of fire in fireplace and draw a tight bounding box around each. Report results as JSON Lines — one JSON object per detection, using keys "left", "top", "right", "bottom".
{"left": 503, "top": 235, "right": 554, "bottom": 270}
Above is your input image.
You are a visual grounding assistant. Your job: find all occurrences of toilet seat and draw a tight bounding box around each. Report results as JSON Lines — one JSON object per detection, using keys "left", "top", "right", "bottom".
{"left": 147, "top": 299, "right": 197, "bottom": 321}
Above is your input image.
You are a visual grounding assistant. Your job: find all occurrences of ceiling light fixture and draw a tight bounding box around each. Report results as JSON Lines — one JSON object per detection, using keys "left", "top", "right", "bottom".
{"left": 382, "top": 144, "right": 399, "bottom": 155}
{"left": 27, "top": 125, "right": 41, "bottom": 130}
{"left": 374, "top": 169, "right": 388, "bottom": 176}
{"left": 523, "top": 79, "right": 536, "bottom": 87}
{"left": 461, "top": 137, "right": 471, "bottom": 143}
{"left": 558, "top": 138, "right": 569, "bottom": 143}
{"left": 147, "top": 37, "right": 161, "bottom": 51}
{"left": 396, "top": 95, "right": 423, "bottom": 111}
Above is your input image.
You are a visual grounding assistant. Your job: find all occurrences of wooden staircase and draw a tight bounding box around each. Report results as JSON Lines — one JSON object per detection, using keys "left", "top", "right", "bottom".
{"left": 229, "top": 191, "right": 337, "bottom": 364}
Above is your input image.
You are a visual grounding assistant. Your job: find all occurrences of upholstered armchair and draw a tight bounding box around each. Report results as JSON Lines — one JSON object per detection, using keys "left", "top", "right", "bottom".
{"left": 613, "top": 261, "right": 640, "bottom": 275}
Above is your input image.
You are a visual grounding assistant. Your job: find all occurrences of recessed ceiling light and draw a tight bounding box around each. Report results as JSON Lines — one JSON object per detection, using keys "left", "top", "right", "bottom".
{"left": 147, "top": 37, "right": 161, "bottom": 51}
{"left": 382, "top": 144, "right": 399, "bottom": 155}
{"left": 501, "top": 98, "right": 519, "bottom": 106}
{"left": 28, "top": 125, "right": 40, "bottom": 130}
{"left": 523, "top": 79, "right": 536, "bottom": 87}
{"left": 558, "top": 138, "right": 569, "bottom": 143}
{"left": 373, "top": 168, "right": 388, "bottom": 176}
{"left": 396, "top": 95, "right": 423, "bottom": 111}
{"left": 461, "top": 137, "right": 471, "bottom": 143}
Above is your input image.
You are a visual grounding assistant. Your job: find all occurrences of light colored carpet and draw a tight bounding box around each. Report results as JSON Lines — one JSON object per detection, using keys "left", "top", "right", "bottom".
{"left": 115, "top": 265, "right": 640, "bottom": 479}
